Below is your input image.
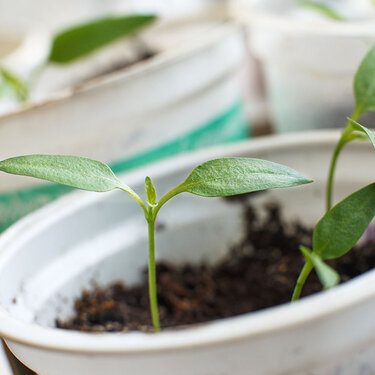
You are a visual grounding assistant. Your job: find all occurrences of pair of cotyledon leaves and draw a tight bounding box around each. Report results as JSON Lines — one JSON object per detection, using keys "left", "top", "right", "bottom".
{"left": 0, "top": 155, "right": 311, "bottom": 197}
{"left": 1, "top": 153, "right": 375, "bottom": 294}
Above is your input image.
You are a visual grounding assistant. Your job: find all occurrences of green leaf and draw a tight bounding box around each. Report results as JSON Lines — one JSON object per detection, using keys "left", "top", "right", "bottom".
{"left": 348, "top": 118, "right": 375, "bottom": 147}
{"left": 145, "top": 176, "right": 156, "bottom": 205}
{"left": 313, "top": 183, "right": 375, "bottom": 259}
{"left": 297, "top": 1, "right": 345, "bottom": 21}
{"left": 0, "top": 155, "right": 124, "bottom": 192}
{"left": 0, "top": 68, "right": 29, "bottom": 102}
{"left": 179, "top": 158, "right": 313, "bottom": 197}
{"left": 299, "top": 246, "right": 340, "bottom": 290}
{"left": 354, "top": 44, "right": 375, "bottom": 115}
{"left": 49, "top": 14, "right": 156, "bottom": 64}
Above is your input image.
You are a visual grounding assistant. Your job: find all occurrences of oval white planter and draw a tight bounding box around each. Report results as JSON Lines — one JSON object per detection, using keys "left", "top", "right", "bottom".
{"left": 231, "top": 0, "right": 375, "bottom": 133}
{"left": 0, "top": 131, "right": 375, "bottom": 374}
{"left": 0, "top": 24, "right": 250, "bottom": 233}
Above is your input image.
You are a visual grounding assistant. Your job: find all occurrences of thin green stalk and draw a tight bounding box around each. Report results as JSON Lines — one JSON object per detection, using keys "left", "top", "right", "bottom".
{"left": 147, "top": 212, "right": 160, "bottom": 331}
{"left": 292, "top": 261, "right": 314, "bottom": 301}
{"left": 119, "top": 185, "right": 148, "bottom": 217}
{"left": 153, "top": 185, "right": 185, "bottom": 219}
{"left": 326, "top": 107, "right": 362, "bottom": 211}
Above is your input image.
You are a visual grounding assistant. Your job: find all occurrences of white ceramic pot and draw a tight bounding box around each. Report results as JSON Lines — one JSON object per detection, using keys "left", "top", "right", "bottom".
{"left": 0, "top": 24, "right": 250, "bottom": 233}
{"left": 0, "top": 131, "right": 375, "bottom": 374}
{"left": 231, "top": 0, "right": 375, "bottom": 133}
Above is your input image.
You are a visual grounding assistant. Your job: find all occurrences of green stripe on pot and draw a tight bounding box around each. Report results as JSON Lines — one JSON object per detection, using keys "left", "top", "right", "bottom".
{"left": 0, "top": 101, "right": 249, "bottom": 232}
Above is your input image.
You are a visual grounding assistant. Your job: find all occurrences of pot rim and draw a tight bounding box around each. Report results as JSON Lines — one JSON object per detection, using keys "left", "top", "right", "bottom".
{"left": 0, "top": 24, "right": 243, "bottom": 122}
{"left": 1, "top": 129, "right": 374, "bottom": 354}
{"left": 233, "top": 0, "right": 375, "bottom": 37}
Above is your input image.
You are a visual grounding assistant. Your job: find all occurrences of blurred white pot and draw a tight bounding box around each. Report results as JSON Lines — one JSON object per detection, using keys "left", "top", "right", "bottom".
{"left": 0, "top": 343, "right": 11, "bottom": 375}
{"left": 0, "top": 131, "right": 375, "bottom": 374}
{"left": 0, "top": 24, "right": 250, "bottom": 232}
{"left": 231, "top": 0, "right": 375, "bottom": 133}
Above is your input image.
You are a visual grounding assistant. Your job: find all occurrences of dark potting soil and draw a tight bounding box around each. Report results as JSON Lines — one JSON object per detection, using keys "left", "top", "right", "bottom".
{"left": 56, "top": 197, "right": 375, "bottom": 333}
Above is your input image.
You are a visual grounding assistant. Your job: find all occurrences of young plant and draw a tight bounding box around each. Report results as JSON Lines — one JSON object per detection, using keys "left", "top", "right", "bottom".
{"left": 0, "top": 14, "right": 156, "bottom": 102}
{"left": 327, "top": 44, "right": 375, "bottom": 210}
{"left": 292, "top": 44, "right": 375, "bottom": 300}
{"left": 0, "top": 154, "right": 312, "bottom": 331}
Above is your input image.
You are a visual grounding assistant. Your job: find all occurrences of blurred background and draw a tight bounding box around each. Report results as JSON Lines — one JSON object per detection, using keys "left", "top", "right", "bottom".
{"left": 1, "top": 0, "right": 375, "bottom": 373}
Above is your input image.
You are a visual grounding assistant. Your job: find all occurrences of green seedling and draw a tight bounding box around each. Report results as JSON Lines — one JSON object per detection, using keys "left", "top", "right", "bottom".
{"left": 0, "top": 68, "right": 29, "bottom": 102}
{"left": 0, "top": 154, "right": 312, "bottom": 331}
{"left": 292, "top": 183, "right": 375, "bottom": 300}
{"left": 297, "top": 1, "right": 346, "bottom": 21}
{"left": 327, "top": 44, "right": 375, "bottom": 211}
{"left": 49, "top": 14, "right": 156, "bottom": 64}
{"left": 293, "top": 44, "right": 375, "bottom": 300}
{"left": 0, "top": 14, "right": 156, "bottom": 102}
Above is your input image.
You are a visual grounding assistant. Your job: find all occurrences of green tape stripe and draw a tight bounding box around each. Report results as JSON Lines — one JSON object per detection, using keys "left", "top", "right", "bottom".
{"left": 0, "top": 100, "right": 249, "bottom": 232}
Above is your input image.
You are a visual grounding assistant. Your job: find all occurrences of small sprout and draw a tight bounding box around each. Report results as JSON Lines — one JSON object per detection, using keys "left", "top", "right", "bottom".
{"left": 297, "top": 1, "right": 346, "bottom": 21}
{"left": 49, "top": 14, "right": 157, "bottom": 64}
{"left": 0, "top": 154, "right": 312, "bottom": 331}
{"left": 0, "top": 68, "right": 29, "bottom": 102}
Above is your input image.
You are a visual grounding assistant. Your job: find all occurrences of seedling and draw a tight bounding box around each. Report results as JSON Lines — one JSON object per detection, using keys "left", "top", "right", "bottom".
{"left": 292, "top": 44, "right": 375, "bottom": 300}
{"left": 0, "top": 68, "right": 29, "bottom": 102}
{"left": 0, "top": 14, "right": 156, "bottom": 102}
{"left": 327, "top": 44, "right": 375, "bottom": 211}
{"left": 292, "top": 183, "right": 375, "bottom": 300}
{"left": 297, "top": 1, "right": 345, "bottom": 21}
{"left": 0, "top": 155, "right": 312, "bottom": 331}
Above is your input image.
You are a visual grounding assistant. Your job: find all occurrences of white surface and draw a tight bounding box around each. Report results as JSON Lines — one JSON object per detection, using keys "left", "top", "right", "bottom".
{"left": 0, "top": 0, "right": 227, "bottom": 31}
{"left": 0, "top": 343, "right": 12, "bottom": 375}
{"left": 0, "top": 131, "right": 375, "bottom": 374}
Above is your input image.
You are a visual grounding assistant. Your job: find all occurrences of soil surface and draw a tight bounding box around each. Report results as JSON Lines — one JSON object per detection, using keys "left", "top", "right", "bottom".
{"left": 57, "top": 198, "right": 375, "bottom": 333}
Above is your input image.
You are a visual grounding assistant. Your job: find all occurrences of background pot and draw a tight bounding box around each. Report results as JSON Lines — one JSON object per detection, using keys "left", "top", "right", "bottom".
{"left": 0, "top": 24, "right": 250, "bottom": 233}
{"left": 231, "top": 0, "right": 375, "bottom": 133}
{"left": 0, "top": 131, "right": 375, "bottom": 374}
{"left": 0, "top": 26, "right": 49, "bottom": 115}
